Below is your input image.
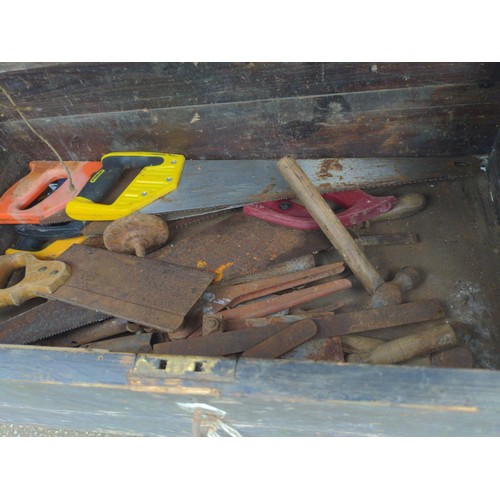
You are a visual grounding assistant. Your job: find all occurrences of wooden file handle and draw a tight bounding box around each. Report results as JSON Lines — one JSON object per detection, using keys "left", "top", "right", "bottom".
{"left": 347, "top": 323, "right": 458, "bottom": 364}
{"left": 277, "top": 157, "right": 385, "bottom": 294}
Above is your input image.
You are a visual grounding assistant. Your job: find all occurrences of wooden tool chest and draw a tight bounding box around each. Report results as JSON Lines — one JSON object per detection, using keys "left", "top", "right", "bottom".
{"left": 0, "top": 62, "right": 500, "bottom": 436}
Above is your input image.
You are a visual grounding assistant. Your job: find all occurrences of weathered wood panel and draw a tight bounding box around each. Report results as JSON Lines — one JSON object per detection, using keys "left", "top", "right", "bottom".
{"left": 0, "top": 346, "right": 500, "bottom": 436}
{"left": 0, "top": 62, "right": 499, "bottom": 121}
{"left": 487, "top": 130, "right": 500, "bottom": 222}
{"left": 1, "top": 85, "right": 499, "bottom": 161}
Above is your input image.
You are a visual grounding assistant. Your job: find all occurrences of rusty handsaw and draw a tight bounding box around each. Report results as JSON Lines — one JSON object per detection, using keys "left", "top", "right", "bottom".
{"left": 0, "top": 246, "right": 215, "bottom": 333}
{"left": 63, "top": 155, "right": 483, "bottom": 222}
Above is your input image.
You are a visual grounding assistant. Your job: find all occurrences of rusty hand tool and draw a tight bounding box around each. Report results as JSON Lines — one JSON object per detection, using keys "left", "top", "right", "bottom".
{"left": 201, "top": 279, "right": 350, "bottom": 335}
{"left": 277, "top": 157, "right": 421, "bottom": 306}
{"left": 240, "top": 319, "right": 318, "bottom": 359}
{"left": 210, "top": 279, "right": 351, "bottom": 322}
{"left": 153, "top": 299, "right": 446, "bottom": 356}
{"left": 150, "top": 211, "right": 332, "bottom": 284}
{"left": 39, "top": 245, "right": 215, "bottom": 333}
{"left": 196, "top": 262, "right": 350, "bottom": 336}
{"left": 40, "top": 317, "right": 131, "bottom": 347}
{"left": 220, "top": 312, "right": 336, "bottom": 332}
{"left": 169, "top": 261, "right": 347, "bottom": 339}
{"left": 366, "top": 267, "right": 421, "bottom": 309}
{"left": 205, "top": 261, "right": 345, "bottom": 311}
{"left": 0, "top": 299, "right": 108, "bottom": 345}
{"left": 103, "top": 213, "right": 170, "bottom": 257}
{"left": 81, "top": 332, "right": 158, "bottom": 353}
{"left": 407, "top": 346, "right": 474, "bottom": 368}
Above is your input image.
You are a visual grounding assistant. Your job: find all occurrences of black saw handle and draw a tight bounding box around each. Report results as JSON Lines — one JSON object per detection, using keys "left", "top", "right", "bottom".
{"left": 77, "top": 154, "right": 164, "bottom": 203}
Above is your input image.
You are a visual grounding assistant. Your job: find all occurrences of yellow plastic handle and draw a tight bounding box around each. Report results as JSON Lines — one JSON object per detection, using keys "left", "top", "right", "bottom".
{"left": 65, "top": 152, "right": 185, "bottom": 221}
{"left": 5, "top": 236, "right": 87, "bottom": 260}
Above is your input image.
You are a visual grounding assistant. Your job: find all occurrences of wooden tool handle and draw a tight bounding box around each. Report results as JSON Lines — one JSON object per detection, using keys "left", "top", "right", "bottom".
{"left": 347, "top": 323, "right": 458, "bottom": 364}
{"left": 0, "top": 253, "right": 70, "bottom": 307}
{"left": 277, "top": 157, "right": 384, "bottom": 294}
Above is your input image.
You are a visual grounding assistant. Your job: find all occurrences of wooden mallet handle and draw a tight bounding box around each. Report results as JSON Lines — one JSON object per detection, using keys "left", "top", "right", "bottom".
{"left": 277, "top": 157, "right": 384, "bottom": 294}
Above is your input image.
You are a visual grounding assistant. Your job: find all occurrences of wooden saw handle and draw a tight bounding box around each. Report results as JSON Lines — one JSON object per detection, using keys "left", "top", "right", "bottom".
{"left": 277, "top": 157, "right": 384, "bottom": 294}
{"left": 0, "top": 253, "right": 70, "bottom": 307}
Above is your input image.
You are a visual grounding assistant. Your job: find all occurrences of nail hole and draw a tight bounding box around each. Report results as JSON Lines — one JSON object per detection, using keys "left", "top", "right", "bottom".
{"left": 38, "top": 266, "right": 48, "bottom": 272}
{"left": 158, "top": 360, "right": 167, "bottom": 369}
{"left": 194, "top": 361, "right": 204, "bottom": 372}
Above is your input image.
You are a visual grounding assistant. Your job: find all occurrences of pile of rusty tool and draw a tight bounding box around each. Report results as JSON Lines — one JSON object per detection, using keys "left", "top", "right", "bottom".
{"left": 0, "top": 151, "right": 478, "bottom": 365}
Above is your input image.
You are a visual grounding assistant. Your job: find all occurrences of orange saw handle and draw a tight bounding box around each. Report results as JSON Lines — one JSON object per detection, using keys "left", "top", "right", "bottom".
{"left": 0, "top": 161, "right": 102, "bottom": 224}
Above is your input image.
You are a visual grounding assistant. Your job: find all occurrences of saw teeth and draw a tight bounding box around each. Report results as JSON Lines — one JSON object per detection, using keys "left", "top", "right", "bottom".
{"left": 28, "top": 317, "right": 112, "bottom": 344}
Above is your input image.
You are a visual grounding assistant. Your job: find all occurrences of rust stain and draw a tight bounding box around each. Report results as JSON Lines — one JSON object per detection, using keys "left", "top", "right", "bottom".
{"left": 246, "top": 190, "right": 291, "bottom": 203}
{"left": 196, "top": 260, "right": 208, "bottom": 269}
{"left": 317, "top": 159, "right": 344, "bottom": 180}
{"left": 213, "top": 261, "right": 234, "bottom": 283}
{"left": 261, "top": 180, "right": 277, "bottom": 195}
{"left": 129, "top": 380, "right": 220, "bottom": 396}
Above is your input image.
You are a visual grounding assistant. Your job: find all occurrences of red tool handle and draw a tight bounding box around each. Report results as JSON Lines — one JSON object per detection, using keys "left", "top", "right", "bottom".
{"left": 243, "top": 190, "right": 397, "bottom": 230}
{"left": 0, "top": 161, "right": 102, "bottom": 224}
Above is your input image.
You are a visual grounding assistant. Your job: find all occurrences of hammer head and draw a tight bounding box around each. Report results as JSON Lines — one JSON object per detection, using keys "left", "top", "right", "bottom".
{"left": 367, "top": 266, "right": 421, "bottom": 309}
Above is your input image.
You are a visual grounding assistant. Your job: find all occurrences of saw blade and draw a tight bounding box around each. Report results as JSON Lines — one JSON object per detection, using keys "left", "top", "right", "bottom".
{"left": 43, "top": 155, "right": 483, "bottom": 224}
{"left": 0, "top": 299, "right": 109, "bottom": 344}
{"left": 41, "top": 245, "right": 215, "bottom": 332}
{"left": 140, "top": 156, "right": 483, "bottom": 218}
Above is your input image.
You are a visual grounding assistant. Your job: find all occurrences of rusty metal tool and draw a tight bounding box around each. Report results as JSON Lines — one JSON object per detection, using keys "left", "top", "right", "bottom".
{"left": 277, "top": 157, "right": 421, "bottom": 306}
{"left": 240, "top": 319, "right": 318, "bottom": 359}
{"left": 201, "top": 280, "right": 350, "bottom": 335}
{"left": 0, "top": 299, "right": 108, "bottom": 345}
{"left": 205, "top": 261, "right": 346, "bottom": 312}
{"left": 103, "top": 213, "right": 170, "bottom": 257}
{"left": 154, "top": 299, "right": 445, "bottom": 356}
{"left": 171, "top": 261, "right": 347, "bottom": 338}
{"left": 407, "top": 346, "right": 474, "bottom": 368}
{"left": 81, "top": 332, "right": 157, "bottom": 353}
{"left": 221, "top": 311, "right": 336, "bottom": 332}
{"left": 355, "top": 233, "right": 419, "bottom": 246}
{"left": 366, "top": 267, "right": 421, "bottom": 309}
{"left": 206, "top": 279, "right": 351, "bottom": 322}
{"left": 39, "top": 317, "right": 131, "bottom": 347}
{"left": 39, "top": 245, "right": 214, "bottom": 332}
{"left": 150, "top": 211, "right": 332, "bottom": 283}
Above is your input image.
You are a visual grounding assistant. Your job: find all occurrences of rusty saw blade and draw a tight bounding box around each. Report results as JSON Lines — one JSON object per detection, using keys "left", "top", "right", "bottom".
{"left": 40, "top": 245, "right": 215, "bottom": 332}
{"left": 0, "top": 299, "right": 108, "bottom": 345}
{"left": 149, "top": 212, "right": 332, "bottom": 283}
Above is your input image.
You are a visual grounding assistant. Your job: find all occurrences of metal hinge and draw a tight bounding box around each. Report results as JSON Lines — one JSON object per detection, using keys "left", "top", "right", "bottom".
{"left": 128, "top": 355, "right": 236, "bottom": 395}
